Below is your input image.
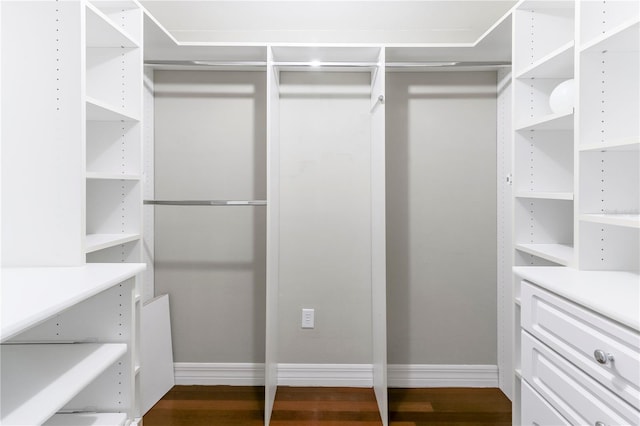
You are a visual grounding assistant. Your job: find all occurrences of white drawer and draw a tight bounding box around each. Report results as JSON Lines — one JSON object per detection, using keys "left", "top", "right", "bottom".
{"left": 522, "top": 380, "right": 570, "bottom": 426}
{"left": 522, "top": 331, "right": 640, "bottom": 425}
{"left": 521, "top": 280, "right": 640, "bottom": 409}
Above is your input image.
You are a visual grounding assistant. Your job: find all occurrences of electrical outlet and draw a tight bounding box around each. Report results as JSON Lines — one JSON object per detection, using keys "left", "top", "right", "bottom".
{"left": 301, "top": 308, "right": 314, "bottom": 329}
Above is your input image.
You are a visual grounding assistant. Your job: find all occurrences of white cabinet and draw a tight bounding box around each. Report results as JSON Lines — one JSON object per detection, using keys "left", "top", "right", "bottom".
{"left": 511, "top": 1, "right": 640, "bottom": 423}
{"left": 1, "top": 264, "right": 145, "bottom": 426}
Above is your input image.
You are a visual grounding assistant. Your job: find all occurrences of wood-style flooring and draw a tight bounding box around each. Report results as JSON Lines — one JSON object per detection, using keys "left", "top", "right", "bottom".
{"left": 143, "top": 386, "right": 512, "bottom": 425}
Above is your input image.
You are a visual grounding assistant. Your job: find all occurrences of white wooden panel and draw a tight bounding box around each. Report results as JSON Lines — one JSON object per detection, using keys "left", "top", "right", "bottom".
{"left": 140, "top": 295, "right": 175, "bottom": 414}
{"left": 514, "top": 198, "right": 573, "bottom": 245}
{"left": 580, "top": 0, "right": 639, "bottom": 46}
{"left": 86, "top": 121, "right": 142, "bottom": 176}
{"left": 1, "top": 1, "right": 84, "bottom": 267}
{"left": 142, "top": 67, "right": 156, "bottom": 302}
{"left": 265, "top": 46, "right": 280, "bottom": 426}
{"left": 370, "top": 47, "right": 388, "bottom": 426}
{"left": 86, "top": 179, "right": 142, "bottom": 235}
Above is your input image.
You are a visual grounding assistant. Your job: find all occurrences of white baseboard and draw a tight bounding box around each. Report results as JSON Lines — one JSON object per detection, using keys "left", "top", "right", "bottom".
{"left": 387, "top": 364, "right": 499, "bottom": 388}
{"left": 173, "top": 363, "right": 498, "bottom": 388}
{"left": 174, "top": 363, "right": 265, "bottom": 386}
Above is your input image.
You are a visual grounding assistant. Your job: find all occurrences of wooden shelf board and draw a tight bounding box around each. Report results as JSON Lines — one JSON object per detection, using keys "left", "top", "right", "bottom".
{"left": 0, "top": 343, "right": 127, "bottom": 426}
{"left": 86, "top": 233, "right": 141, "bottom": 253}
{"left": 513, "top": 266, "right": 640, "bottom": 331}
{"left": 86, "top": 97, "right": 139, "bottom": 122}
{"left": 515, "top": 192, "right": 573, "bottom": 201}
{"left": 515, "top": 243, "right": 574, "bottom": 266}
{"left": 579, "top": 138, "right": 640, "bottom": 152}
{"left": 86, "top": 172, "right": 142, "bottom": 181}
{"left": 580, "top": 213, "right": 640, "bottom": 228}
{"left": 45, "top": 412, "right": 127, "bottom": 426}
{"left": 516, "top": 41, "right": 574, "bottom": 79}
{"left": 1, "top": 264, "right": 146, "bottom": 342}
{"left": 86, "top": 2, "right": 138, "bottom": 48}
{"left": 516, "top": 111, "right": 573, "bottom": 132}
{"left": 581, "top": 19, "right": 639, "bottom": 53}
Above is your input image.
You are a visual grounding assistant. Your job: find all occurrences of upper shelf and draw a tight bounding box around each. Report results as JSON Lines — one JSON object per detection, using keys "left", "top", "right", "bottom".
{"left": 580, "top": 213, "right": 640, "bottom": 229}
{"left": 516, "top": 41, "right": 574, "bottom": 79}
{"left": 515, "top": 111, "right": 573, "bottom": 132}
{"left": 1, "top": 263, "right": 146, "bottom": 342}
{"left": 86, "top": 2, "right": 139, "bottom": 48}
{"left": 581, "top": 19, "right": 639, "bottom": 54}
{"left": 579, "top": 138, "right": 640, "bottom": 152}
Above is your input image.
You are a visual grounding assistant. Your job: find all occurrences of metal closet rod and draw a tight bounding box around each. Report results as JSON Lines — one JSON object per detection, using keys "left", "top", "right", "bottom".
{"left": 144, "top": 60, "right": 268, "bottom": 67}
{"left": 144, "top": 200, "right": 267, "bottom": 206}
{"left": 144, "top": 60, "right": 511, "bottom": 68}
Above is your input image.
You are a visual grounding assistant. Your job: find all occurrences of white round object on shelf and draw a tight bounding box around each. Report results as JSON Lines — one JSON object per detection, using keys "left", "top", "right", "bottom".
{"left": 549, "top": 79, "right": 575, "bottom": 114}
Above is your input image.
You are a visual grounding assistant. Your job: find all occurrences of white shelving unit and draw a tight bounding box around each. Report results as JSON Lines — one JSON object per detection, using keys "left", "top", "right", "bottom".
{"left": 1, "top": 264, "right": 145, "bottom": 426}
{"left": 85, "top": 0, "right": 143, "bottom": 264}
{"left": 512, "top": 0, "right": 640, "bottom": 423}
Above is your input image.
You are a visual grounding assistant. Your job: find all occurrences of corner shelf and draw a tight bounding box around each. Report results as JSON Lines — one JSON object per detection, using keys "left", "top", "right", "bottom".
{"left": 86, "top": 2, "right": 138, "bottom": 48}
{"left": 515, "top": 243, "right": 573, "bottom": 266}
{"left": 86, "top": 233, "right": 141, "bottom": 253}
{"left": 515, "top": 111, "right": 573, "bottom": 132}
{"left": 516, "top": 41, "right": 574, "bottom": 79}
{"left": 0, "top": 343, "right": 127, "bottom": 426}
{"left": 581, "top": 19, "right": 640, "bottom": 54}
{"left": 580, "top": 213, "right": 640, "bottom": 229}
{"left": 86, "top": 97, "right": 140, "bottom": 122}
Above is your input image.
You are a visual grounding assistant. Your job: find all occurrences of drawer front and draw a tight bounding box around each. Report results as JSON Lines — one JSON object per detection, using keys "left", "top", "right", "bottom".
{"left": 522, "top": 331, "right": 640, "bottom": 425}
{"left": 522, "top": 380, "right": 571, "bottom": 426}
{"left": 521, "top": 280, "right": 640, "bottom": 409}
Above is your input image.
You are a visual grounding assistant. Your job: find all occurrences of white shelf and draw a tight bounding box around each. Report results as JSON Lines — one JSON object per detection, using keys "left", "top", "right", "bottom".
{"left": 580, "top": 138, "right": 640, "bottom": 152}
{"left": 86, "top": 2, "right": 138, "bottom": 48}
{"left": 581, "top": 19, "right": 640, "bottom": 54}
{"left": 515, "top": 111, "right": 573, "bottom": 132}
{"left": 516, "top": 41, "right": 574, "bottom": 79}
{"left": 515, "top": 243, "right": 573, "bottom": 266}
{"left": 86, "top": 172, "right": 142, "bottom": 181}
{"left": 0, "top": 343, "right": 127, "bottom": 426}
{"left": 1, "top": 264, "right": 146, "bottom": 342}
{"left": 45, "top": 412, "right": 127, "bottom": 426}
{"left": 86, "top": 97, "right": 140, "bottom": 122}
{"left": 580, "top": 213, "right": 640, "bottom": 228}
{"left": 513, "top": 266, "right": 640, "bottom": 331}
{"left": 86, "top": 233, "right": 141, "bottom": 253}
{"left": 515, "top": 192, "right": 574, "bottom": 201}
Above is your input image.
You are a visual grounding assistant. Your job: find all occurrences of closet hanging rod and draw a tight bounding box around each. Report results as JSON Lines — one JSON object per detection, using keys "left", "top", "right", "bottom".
{"left": 385, "top": 61, "right": 511, "bottom": 68}
{"left": 144, "top": 60, "right": 268, "bottom": 68}
{"left": 144, "top": 200, "right": 267, "bottom": 206}
{"left": 272, "top": 61, "right": 379, "bottom": 68}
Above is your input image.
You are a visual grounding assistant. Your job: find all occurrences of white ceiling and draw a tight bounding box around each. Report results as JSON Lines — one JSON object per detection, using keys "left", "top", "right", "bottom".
{"left": 141, "top": 1, "right": 517, "bottom": 45}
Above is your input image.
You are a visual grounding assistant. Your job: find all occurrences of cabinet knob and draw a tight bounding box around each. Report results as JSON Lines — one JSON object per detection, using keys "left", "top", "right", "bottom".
{"left": 593, "top": 349, "right": 614, "bottom": 365}
{"left": 595, "top": 422, "right": 607, "bottom": 426}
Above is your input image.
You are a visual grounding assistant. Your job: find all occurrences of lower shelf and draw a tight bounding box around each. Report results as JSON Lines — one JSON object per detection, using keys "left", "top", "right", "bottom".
{"left": 515, "top": 243, "right": 574, "bottom": 266}
{"left": 45, "top": 412, "right": 127, "bottom": 426}
{"left": 0, "top": 343, "right": 127, "bottom": 426}
{"left": 86, "top": 233, "right": 141, "bottom": 253}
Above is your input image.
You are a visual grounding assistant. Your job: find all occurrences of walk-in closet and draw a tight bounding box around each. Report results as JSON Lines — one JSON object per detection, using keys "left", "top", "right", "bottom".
{"left": 2, "top": 1, "right": 638, "bottom": 425}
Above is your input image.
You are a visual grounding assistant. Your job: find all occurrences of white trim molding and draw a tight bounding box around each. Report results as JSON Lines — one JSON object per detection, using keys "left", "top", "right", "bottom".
{"left": 277, "top": 364, "right": 373, "bottom": 387}
{"left": 174, "top": 363, "right": 265, "bottom": 386}
{"left": 173, "top": 363, "right": 499, "bottom": 388}
{"left": 387, "top": 364, "right": 499, "bottom": 388}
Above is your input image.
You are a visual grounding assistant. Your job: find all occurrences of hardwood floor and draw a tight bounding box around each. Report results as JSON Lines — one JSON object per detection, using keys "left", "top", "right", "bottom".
{"left": 143, "top": 386, "right": 512, "bottom": 425}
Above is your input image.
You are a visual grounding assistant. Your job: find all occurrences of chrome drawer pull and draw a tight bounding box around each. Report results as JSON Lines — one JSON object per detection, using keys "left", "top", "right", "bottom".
{"left": 595, "top": 422, "right": 607, "bottom": 426}
{"left": 593, "top": 349, "right": 614, "bottom": 365}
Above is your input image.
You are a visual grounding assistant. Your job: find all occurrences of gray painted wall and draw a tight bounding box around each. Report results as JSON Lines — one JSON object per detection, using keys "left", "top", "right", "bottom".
{"left": 277, "top": 72, "right": 373, "bottom": 364}
{"left": 154, "top": 71, "right": 267, "bottom": 363}
{"left": 386, "top": 71, "right": 498, "bottom": 365}
{"left": 152, "top": 70, "right": 497, "bottom": 366}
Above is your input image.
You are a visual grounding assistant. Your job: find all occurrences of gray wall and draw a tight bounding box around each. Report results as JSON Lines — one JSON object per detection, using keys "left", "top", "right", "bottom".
{"left": 386, "top": 71, "right": 498, "bottom": 365}
{"left": 152, "top": 70, "right": 498, "bottom": 366}
{"left": 277, "top": 72, "right": 373, "bottom": 364}
{"left": 154, "top": 71, "right": 267, "bottom": 363}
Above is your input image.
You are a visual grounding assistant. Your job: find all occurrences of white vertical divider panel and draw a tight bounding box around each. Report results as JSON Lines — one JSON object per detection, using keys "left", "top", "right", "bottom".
{"left": 265, "top": 46, "right": 281, "bottom": 426}
{"left": 1, "top": 1, "right": 85, "bottom": 267}
{"left": 370, "top": 48, "right": 388, "bottom": 426}
{"left": 142, "top": 67, "right": 155, "bottom": 302}
{"left": 496, "top": 67, "right": 513, "bottom": 400}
